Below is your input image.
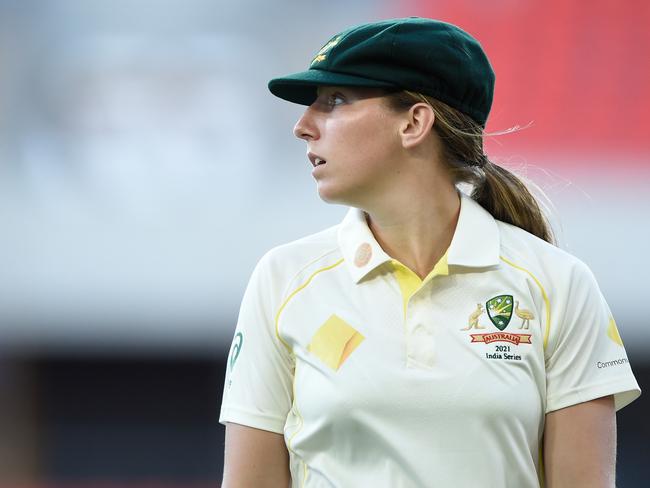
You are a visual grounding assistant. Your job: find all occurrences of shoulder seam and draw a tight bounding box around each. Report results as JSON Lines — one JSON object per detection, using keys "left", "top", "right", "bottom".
{"left": 274, "top": 255, "right": 345, "bottom": 354}
{"left": 280, "top": 246, "right": 341, "bottom": 302}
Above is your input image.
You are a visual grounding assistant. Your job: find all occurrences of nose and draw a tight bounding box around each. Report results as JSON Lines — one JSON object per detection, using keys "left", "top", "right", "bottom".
{"left": 293, "top": 105, "right": 319, "bottom": 141}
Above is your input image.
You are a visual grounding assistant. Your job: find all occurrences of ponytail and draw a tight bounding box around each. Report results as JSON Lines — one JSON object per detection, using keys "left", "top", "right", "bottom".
{"left": 386, "top": 90, "right": 556, "bottom": 245}
{"left": 473, "top": 161, "right": 554, "bottom": 244}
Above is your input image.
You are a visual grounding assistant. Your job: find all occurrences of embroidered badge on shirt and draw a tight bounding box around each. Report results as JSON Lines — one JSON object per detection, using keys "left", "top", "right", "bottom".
{"left": 460, "top": 294, "right": 534, "bottom": 360}
{"left": 460, "top": 303, "right": 486, "bottom": 330}
{"left": 486, "top": 295, "right": 513, "bottom": 330}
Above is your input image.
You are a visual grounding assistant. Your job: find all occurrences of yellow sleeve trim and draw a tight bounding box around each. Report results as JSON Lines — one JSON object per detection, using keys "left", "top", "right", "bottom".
{"left": 274, "top": 257, "right": 345, "bottom": 353}
{"left": 499, "top": 256, "right": 551, "bottom": 349}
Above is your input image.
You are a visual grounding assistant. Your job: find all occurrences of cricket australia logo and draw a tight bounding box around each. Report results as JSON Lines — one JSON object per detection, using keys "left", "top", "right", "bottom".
{"left": 460, "top": 294, "right": 532, "bottom": 346}
{"left": 486, "top": 295, "right": 513, "bottom": 331}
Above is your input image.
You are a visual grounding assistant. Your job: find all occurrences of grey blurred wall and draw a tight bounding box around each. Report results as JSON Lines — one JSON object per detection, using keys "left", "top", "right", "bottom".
{"left": 0, "top": 0, "right": 396, "bottom": 354}
{"left": 1, "top": 0, "right": 648, "bottom": 358}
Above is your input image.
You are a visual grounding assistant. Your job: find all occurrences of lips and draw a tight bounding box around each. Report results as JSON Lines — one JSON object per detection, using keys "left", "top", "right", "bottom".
{"left": 307, "top": 152, "right": 327, "bottom": 167}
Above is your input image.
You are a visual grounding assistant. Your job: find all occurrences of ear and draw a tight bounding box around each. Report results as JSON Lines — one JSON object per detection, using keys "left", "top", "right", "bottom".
{"left": 398, "top": 102, "right": 435, "bottom": 149}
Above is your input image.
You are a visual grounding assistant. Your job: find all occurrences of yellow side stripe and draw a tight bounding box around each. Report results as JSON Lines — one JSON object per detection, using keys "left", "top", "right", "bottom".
{"left": 274, "top": 257, "right": 345, "bottom": 488}
{"left": 499, "top": 256, "right": 551, "bottom": 349}
{"left": 287, "top": 360, "right": 308, "bottom": 487}
{"left": 538, "top": 441, "right": 545, "bottom": 487}
{"left": 274, "top": 258, "right": 345, "bottom": 352}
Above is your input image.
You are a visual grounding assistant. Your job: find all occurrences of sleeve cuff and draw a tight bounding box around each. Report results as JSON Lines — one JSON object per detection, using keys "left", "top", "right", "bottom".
{"left": 546, "top": 378, "right": 641, "bottom": 413}
{"left": 219, "top": 405, "right": 287, "bottom": 434}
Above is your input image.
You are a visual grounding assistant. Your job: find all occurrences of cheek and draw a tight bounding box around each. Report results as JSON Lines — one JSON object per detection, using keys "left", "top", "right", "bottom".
{"left": 327, "top": 116, "right": 399, "bottom": 161}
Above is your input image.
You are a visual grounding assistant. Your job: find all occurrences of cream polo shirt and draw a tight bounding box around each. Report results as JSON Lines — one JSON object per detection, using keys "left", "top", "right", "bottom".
{"left": 219, "top": 193, "right": 640, "bottom": 488}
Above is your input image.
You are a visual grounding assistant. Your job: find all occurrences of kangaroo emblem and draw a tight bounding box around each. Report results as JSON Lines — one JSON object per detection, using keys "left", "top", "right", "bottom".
{"left": 461, "top": 303, "right": 486, "bottom": 330}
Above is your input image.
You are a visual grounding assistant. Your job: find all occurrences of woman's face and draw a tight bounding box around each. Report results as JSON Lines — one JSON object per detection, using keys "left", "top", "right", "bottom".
{"left": 293, "top": 85, "right": 406, "bottom": 207}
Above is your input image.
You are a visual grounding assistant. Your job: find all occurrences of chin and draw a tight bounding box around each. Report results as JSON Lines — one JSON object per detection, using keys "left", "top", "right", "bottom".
{"left": 316, "top": 184, "right": 350, "bottom": 205}
{"left": 316, "top": 190, "right": 340, "bottom": 205}
{"left": 315, "top": 177, "right": 373, "bottom": 206}
{"left": 318, "top": 192, "right": 366, "bottom": 210}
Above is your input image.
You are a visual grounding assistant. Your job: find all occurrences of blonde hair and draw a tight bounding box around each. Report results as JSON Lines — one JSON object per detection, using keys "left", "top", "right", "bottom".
{"left": 386, "top": 90, "right": 555, "bottom": 245}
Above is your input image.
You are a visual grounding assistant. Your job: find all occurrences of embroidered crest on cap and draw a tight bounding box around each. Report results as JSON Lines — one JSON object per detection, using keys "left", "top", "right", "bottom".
{"left": 311, "top": 36, "right": 341, "bottom": 65}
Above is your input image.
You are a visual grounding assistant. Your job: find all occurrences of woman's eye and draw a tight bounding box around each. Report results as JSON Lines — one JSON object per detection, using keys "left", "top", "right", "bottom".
{"left": 327, "top": 93, "right": 345, "bottom": 106}
{"left": 314, "top": 92, "right": 346, "bottom": 110}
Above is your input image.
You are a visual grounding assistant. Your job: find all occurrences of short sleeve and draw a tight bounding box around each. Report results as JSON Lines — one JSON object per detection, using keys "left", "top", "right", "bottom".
{"left": 545, "top": 260, "right": 641, "bottom": 413}
{"left": 218, "top": 252, "right": 294, "bottom": 433}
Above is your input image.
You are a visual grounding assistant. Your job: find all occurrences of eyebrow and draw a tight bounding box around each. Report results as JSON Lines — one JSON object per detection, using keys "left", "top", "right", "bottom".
{"left": 316, "top": 87, "right": 333, "bottom": 96}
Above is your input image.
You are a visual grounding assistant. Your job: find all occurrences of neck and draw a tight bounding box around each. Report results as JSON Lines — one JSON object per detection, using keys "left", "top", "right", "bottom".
{"left": 365, "top": 185, "right": 460, "bottom": 280}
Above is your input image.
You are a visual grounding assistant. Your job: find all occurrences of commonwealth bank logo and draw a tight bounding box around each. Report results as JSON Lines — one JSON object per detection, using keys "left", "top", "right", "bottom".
{"left": 607, "top": 317, "right": 624, "bottom": 346}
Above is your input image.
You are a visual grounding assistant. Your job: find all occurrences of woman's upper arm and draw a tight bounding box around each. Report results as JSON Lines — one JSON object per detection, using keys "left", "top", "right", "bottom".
{"left": 222, "top": 422, "right": 291, "bottom": 488}
{"left": 219, "top": 252, "right": 295, "bottom": 487}
{"left": 543, "top": 395, "right": 616, "bottom": 488}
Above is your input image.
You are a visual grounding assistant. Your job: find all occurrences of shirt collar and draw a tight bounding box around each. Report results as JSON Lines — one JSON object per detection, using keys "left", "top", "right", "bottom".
{"left": 337, "top": 192, "right": 501, "bottom": 284}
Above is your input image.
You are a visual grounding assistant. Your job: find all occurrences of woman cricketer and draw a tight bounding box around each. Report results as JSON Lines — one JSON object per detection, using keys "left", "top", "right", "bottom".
{"left": 219, "top": 17, "right": 641, "bottom": 488}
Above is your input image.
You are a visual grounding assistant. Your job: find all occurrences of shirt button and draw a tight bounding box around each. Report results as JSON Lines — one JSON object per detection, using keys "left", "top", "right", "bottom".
{"left": 412, "top": 323, "right": 432, "bottom": 336}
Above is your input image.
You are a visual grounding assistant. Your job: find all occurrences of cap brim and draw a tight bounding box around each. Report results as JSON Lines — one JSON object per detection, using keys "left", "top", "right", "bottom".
{"left": 268, "top": 69, "right": 399, "bottom": 105}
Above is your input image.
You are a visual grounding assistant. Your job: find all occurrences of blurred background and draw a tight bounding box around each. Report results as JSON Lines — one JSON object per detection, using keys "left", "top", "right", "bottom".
{"left": 0, "top": 0, "right": 648, "bottom": 486}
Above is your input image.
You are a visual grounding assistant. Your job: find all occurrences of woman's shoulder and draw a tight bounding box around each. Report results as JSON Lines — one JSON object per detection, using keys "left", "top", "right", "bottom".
{"left": 263, "top": 224, "right": 340, "bottom": 265}
{"left": 253, "top": 224, "right": 343, "bottom": 294}
{"left": 496, "top": 220, "right": 595, "bottom": 286}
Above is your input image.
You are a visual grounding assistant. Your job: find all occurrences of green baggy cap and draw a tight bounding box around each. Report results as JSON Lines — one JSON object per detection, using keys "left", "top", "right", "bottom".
{"left": 268, "top": 17, "right": 495, "bottom": 126}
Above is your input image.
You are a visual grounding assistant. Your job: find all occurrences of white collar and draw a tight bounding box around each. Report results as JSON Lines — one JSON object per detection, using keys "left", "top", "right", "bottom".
{"left": 337, "top": 192, "right": 501, "bottom": 283}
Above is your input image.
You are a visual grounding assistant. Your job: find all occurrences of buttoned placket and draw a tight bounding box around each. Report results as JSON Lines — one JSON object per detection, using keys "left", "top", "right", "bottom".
{"left": 337, "top": 196, "right": 501, "bottom": 368}
{"left": 391, "top": 256, "right": 449, "bottom": 369}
